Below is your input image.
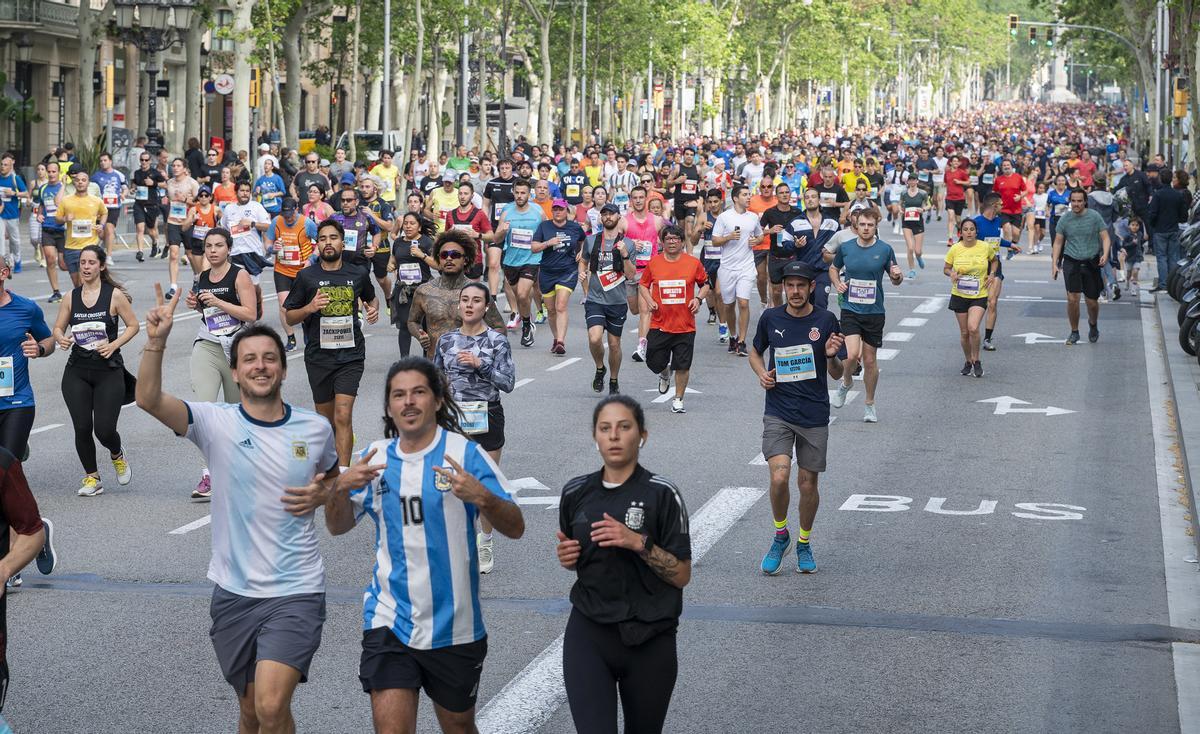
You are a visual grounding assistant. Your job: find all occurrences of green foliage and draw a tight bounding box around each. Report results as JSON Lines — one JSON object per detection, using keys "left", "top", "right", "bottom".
{"left": 0, "top": 72, "right": 43, "bottom": 125}
{"left": 69, "top": 131, "right": 109, "bottom": 172}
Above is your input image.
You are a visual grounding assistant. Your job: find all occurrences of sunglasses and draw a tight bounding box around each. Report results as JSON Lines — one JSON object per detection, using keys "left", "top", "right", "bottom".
{"left": 306, "top": 159, "right": 319, "bottom": 164}
{"left": 439, "top": 250, "right": 465, "bottom": 260}
{"left": 342, "top": 197, "right": 358, "bottom": 203}
{"left": 199, "top": 192, "right": 212, "bottom": 197}
{"left": 208, "top": 152, "right": 218, "bottom": 156}
{"left": 140, "top": 158, "right": 150, "bottom": 162}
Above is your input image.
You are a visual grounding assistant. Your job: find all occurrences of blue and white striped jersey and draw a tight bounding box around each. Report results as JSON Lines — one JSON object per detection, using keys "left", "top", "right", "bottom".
{"left": 349, "top": 428, "right": 513, "bottom": 649}
{"left": 185, "top": 402, "right": 338, "bottom": 598}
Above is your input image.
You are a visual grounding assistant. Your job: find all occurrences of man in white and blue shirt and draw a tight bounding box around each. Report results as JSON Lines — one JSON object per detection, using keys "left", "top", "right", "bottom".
{"left": 327, "top": 357, "right": 524, "bottom": 729}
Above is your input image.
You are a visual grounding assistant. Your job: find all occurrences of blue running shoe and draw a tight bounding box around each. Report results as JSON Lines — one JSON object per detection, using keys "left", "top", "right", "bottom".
{"left": 916, "top": 254, "right": 925, "bottom": 269}
{"left": 761, "top": 531, "right": 791, "bottom": 575}
{"left": 796, "top": 542, "right": 817, "bottom": 573}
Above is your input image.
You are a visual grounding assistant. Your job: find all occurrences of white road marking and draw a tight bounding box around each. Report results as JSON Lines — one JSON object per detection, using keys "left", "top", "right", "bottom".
{"left": 508, "top": 477, "right": 550, "bottom": 492}
{"left": 168, "top": 515, "right": 211, "bottom": 535}
{"left": 1013, "top": 279, "right": 1049, "bottom": 284}
{"left": 476, "top": 486, "right": 765, "bottom": 732}
{"left": 513, "top": 378, "right": 535, "bottom": 389}
{"left": 29, "top": 423, "right": 63, "bottom": 435}
{"left": 898, "top": 317, "right": 928, "bottom": 327}
{"left": 876, "top": 348, "right": 899, "bottom": 360}
{"left": 977, "top": 396, "right": 1075, "bottom": 416}
{"left": 1011, "top": 332, "right": 1060, "bottom": 345}
{"left": 913, "top": 296, "right": 947, "bottom": 313}
{"left": 883, "top": 331, "right": 913, "bottom": 342}
{"left": 546, "top": 357, "right": 580, "bottom": 372}
{"left": 650, "top": 387, "right": 700, "bottom": 404}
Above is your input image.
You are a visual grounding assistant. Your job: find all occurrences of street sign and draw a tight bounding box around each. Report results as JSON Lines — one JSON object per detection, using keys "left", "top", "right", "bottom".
{"left": 213, "top": 74, "right": 235, "bottom": 96}
{"left": 977, "top": 396, "right": 1075, "bottom": 416}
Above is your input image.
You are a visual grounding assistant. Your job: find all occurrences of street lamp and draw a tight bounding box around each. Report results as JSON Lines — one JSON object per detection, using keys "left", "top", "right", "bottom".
{"left": 15, "top": 36, "right": 32, "bottom": 167}
{"left": 112, "top": 0, "right": 196, "bottom": 157}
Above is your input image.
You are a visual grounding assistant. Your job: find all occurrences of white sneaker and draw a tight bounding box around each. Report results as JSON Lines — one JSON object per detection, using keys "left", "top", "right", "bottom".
{"left": 658, "top": 370, "right": 671, "bottom": 394}
{"left": 892, "top": 223, "right": 900, "bottom": 235}
{"left": 633, "top": 338, "right": 647, "bottom": 362}
{"left": 78, "top": 476, "right": 104, "bottom": 497}
{"left": 863, "top": 405, "right": 878, "bottom": 423}
{"left": 477, "top": 533, "right": 494, "bottom": 574}
{"left": 671, "top": 398, "right": 686, "bottom": 414}
{"left": 1116, "top": 270, "right": 1126, "bottom": 283}
{"left": 505, "top": 313, "right": 521, "bottom": 331}
{"left": 831, "top": 382, "right": 850, "bottom": 409}
{"left": 112, "top": 454, "right": 131, "bottom": 485}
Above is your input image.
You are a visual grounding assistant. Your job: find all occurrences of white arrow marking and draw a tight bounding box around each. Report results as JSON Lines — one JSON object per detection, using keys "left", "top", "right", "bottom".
{"left": 29, "top": 423, "right": 64, "bottom": 435}
{"left": 644, "top": 386, "right": 701, "bottom": 403}
{"left": 1011, "top": 332, "right": 1061, "bottom": 345}
{"left": 513, "top": 378, "right": 535, "bottom": 389}
{"left": 977, "top": 396, "right": 1076, "bottom": 416}
{"left": 508, "top": 476, "right": 550, "bottom": 492}
{"left": 515, "top": 496, "right": 560, "bottom": 508}
{"left": 876, "top": 348, "right": 899, "bottom": 361}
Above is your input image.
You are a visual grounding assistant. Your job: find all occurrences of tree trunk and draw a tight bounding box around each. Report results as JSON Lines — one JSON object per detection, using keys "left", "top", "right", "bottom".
{"left": 520, "top": 49, "right": 541, "bottom": 143}
{"left": 75, "top": 0, "right": 114, "bottom": 144}
{"left": 184, "top": 14, "right": 204, "bottom": 147}
{"left": 428, "top": 45, "right": 446, "bottom": 154}
{"left": 347, "top": 0, "right": 362, "bottom": 160}
{"left": 367, "top": 74, "right": 381, "bottom": 131}
{"left": 232, "top": 0, "right": 254, "bottom": 153}
{"left": 565, "top": 5, "right": 576, "bottom": 139}
{"left": 538, "top": 18, "right": 553, "bottom": 144}
{"left": 404, "top": 0, "right": 425, "bottom": 155}
{"left": 282, "top": 2, "right": 308, "bottom": 148}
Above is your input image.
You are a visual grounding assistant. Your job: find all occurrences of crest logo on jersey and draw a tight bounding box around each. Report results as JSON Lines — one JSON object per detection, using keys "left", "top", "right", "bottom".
{"left": 809, "top": 327, "right": 821, "bottom": 340}
{"left": 625, "top": 501, "right": 645, "bottom": 531}
{"left": 291, "top": 441, "right": 308, "bottom": 460}
{"left": 434, "top": 470, "right": 453, "bottom": 492}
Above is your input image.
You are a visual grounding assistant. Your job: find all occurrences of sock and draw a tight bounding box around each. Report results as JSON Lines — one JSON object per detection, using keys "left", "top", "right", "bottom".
{"left": 170, "top": 282, "right": 178, "bottom": 291}
{"left": 773, "top": 518, "right": 788, "bottom": 536}
{"left": 481, "top": 532, "right": 493, "bottom": 542}
{"left": 797, "top": 527, "right": 812, "bottom": 544}
{"left": 985, "top": 328, "right": 994, "bottom": 340}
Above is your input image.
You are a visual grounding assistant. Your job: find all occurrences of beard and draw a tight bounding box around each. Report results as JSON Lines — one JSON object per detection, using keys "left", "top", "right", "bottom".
{"left": 319, "top": 249, "right": 341, "bottom": 263}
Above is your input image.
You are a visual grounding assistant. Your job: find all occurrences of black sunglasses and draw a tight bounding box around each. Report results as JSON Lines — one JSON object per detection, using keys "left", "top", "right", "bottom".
{"left": 439, "top": 250, "right": 465, "bottom": 260}
{"left": 341, "top": 197, "right": 357, "bottom": 203}
{"left": 140, "top": 157, "right": 150, "bottom": 162}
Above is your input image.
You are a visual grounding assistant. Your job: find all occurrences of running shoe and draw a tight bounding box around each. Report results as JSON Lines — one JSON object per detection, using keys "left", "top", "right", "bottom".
{"left": 1112, "top": 285, "right": 1121, "bottom": 301}
{"left": 907, "top": 269, "right": 916, "bottom": 280}
{"left": 159, "top": 245, "right": 169, "bottom": 259}
{"left": 112, "top": 454, "right": 131, "bottom": 485}
{"left": 506, "top": 313, "right": 522, "bottom": 331}
{"left": 385, "top": 305, "right": 392, "bottom": 319}
{"left": 796, "top": 542, "right": 817, "bottom": 574}
{"left": 552, "top": 340, "right": 566, "bottom": 355}
{"left": 863, "top": 404, "right": 878, "bottom": 423}
{"left": 477, "top": 533, "right": 494, "bottom": 574}
{"left": 633, "top": 338, "right": 647, "bottom": 362}
{"left": 5, "top": 574, "right": 20, "bottom": 589}
{"left": 36, "top": 517, "right": 55, "bottom": 575}
{"left": 831, "top": 382, "right": 850, "bottom": 408}
{"left": 854, "top": 363, "right": 862, "bottom": 377}
{"left": 760, "top": 530, "right": 791, "bottom": 575}
{"left": 1066, "top": 331, "right": 1080, "bottom": 346}
{"left": 192, "top": 473, "right": 212, "bottom": 499}
{"left": 1131, "top": 281, "right": 1140, "bottom": 297}
{"left": 982, "top": 338, "right": 995, "bottom": 352}
{"left": 534, "top": 308, "right": 547, "bottom": 324}
{"left": 78, "top": 476, "right": 104, "bottom": 497}
{"left": 12, "top": 259, "right": 20, "bottom": 274}
{"left": 47, "top": 291, "right": 62, "bottom": 304}
{"left": 150, "top": 243, "right": 159, "bottom": 259}
{"left": 1088, "top": 324, "right": 1099, "bottom": 343}
{"left": 520, "top": 320, "right": 534, "bottom": 348}
{"left": 916, "top": 254, "right": 925, "bottom": 269}
{"left": 165, "top": 287, "right": 177, "bottom": 301}
{"left": 136, "top": 251, "right": 145, "bottom": 263}
{"left": 608, "top": 379, "right": 620, "bottom": 395}
{"left": 285, "top": 334, "right": 297, "bottom": 352}
{"left": 671, "top": 398, "right": 686, "bottom": 414}
{"left": 718, "top": 324, "right": 729, "bottom": 343}
{"left": 972, "top": 361, "right": 984, "bottom": 378}
{"left": 960, "top": 361, "right": 972, "bottom": 377}
{"left": 726, "top": 333, "right": 737, "bottom": 352}
{"left": 592, "top": 367, "right": 606, "bottom": 393}
{"left": 736, "top": 341, "right": 748, "bottom": 357}
{"left": 892, "top": 223, "right": 901, "bottom": 235}
{"left": 707, "top": 311, "right": 717, "bottom": 325}
{"left": 1005, "top": 248, "right": 1016, "bottom": 261}
{"left": 658, "top": 370, "right": 671, "bottom": 394}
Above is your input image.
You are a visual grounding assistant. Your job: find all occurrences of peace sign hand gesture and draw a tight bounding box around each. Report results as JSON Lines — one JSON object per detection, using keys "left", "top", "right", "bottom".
{"left": 145, "top": 282, "right": 181, "bottom": 345}
{"left": 432, "top": 455, "right": 489, "bottom": 505}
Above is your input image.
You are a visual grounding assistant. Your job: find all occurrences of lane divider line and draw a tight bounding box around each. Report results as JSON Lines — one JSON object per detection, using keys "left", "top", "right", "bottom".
{"left": 546, "top": 357, "right": 581, "bottom": 372}
{"left": 169, "top": 515, "right": 211, "bottom": 535}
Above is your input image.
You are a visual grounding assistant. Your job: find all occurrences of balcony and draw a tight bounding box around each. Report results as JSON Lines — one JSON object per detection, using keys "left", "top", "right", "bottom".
{"left": 0, "top": 0, "right": 80, "bottom": 30}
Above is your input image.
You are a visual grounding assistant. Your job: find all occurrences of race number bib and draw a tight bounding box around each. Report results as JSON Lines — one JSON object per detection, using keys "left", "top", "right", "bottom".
{"left": 956, "top": 276, "right": 981, "bottom": 297}
{"left": 0, "top": 356, "right": 12, "bottom": 397}
{"left": 702, "top": 242, "right": 722, "bottom": 260}
{"left": 819, "top": 192, "right": 836, "bottom": 207}
{"left": 343, "top": 228, "right": 360, "bottom": 252}
{"left": 918, "top": 171, "right": 930, "bottom": 182}
{"left": 103, "top": 194, "right": 119, "bottom": 207}
{"left": 681, "top": 180, "right": 697, "bottom": 195}
{"left": 136, "top": 186, "right": 149, "bottom": 201}
{"left": 453, "top": 224, "right": 475, "bottom": 233}
{"left": 169, "top": 202, "right": 187, "bottom": 221}
{"left": 0, "top": 188, "right": 11, "bottom": 202}
{"left": 192, "top": 225, "right": 211, "bottom": 241}
{"left": 968, "top": 175, "right": 979, "bottom": 186}
{"left": 42, "top": 200, "right": 57, "bottom": 217}
{"left": 277, "top": 244, "right": 302, "bottom": 266}
{"left": 230, "top": 222, "right": 250, "bottom": 236}
{"left": 847, "top": 278, "right": 877, "bottom": 305}
{"left": 633, "top": 239, "right": 653, "bottom": 264}
{"left": 1054, "top": 204, "right": 1067, "bottom": 216}
{"left": 774, "top": 344, "right": 816, "bottom": 382}
{"left": 319, "top": 315, "right": 355, "bottom": 349}
{"left": 71, "top": 321, "right": 109, "bottom": 351}
{"left": 511, "top": 228, "right": 533, "bottom": 249}
{"left": 903, "top": 207, "right": 922, "bottom": 222}
{"left": 71, "top": 219, "right": 93, "bottom": 238}
{"left": 459, "top": 401, "right": 489, "bottom": 435}
{"left": 565, "top": 184, "right": 580, "bottom": 199}
{"left": 397, "top": 262, "right": 423, "bottom": 284}
{"left": 203, "top": 306, "right": 240, "bottom": 337}
{"left": 1034, "top": 208, "right": 1047, "bottom": 219}
{"left": 598, "top": 269, "right": 626, "bottom": 291}
{"left": 658, "top": 279, "right": 686, "bottom": 306}
{"left": 981, "top": 174, "right": 995, "bottom": 185}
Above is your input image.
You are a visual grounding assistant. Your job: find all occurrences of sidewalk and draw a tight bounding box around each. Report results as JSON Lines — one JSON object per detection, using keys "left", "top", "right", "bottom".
{"left": 1151, "top": 292, "right": 1200, "bottom": 560}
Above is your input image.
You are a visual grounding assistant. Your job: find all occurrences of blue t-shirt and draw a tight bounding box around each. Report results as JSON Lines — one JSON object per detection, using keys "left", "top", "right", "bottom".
{"left": 0, "top": 173, "right": 27, "bottom": 220}
{"left": 832, "top": 239, "right": 897, "bottom": 315}
{"left": 1046, "top": 188, "right": 1071, "bottom": 223}
{"left": 91, "top": 170, "right": 125, "bottom": 209}
{"left": 752, "top": 306, "right": 841, "bottom": 428}
{"left": 973, "top": 213, "right": 1010, "bottom": 250}
{"left": 255, "top": 174, "right": 287, "bottom": 214}
{"left": 501, "top": 203, "right": 545, "bottom": 267}
{"left": 0, "top": 294, "right": 52, "bottom": 411}
{"left": 36, "top": 183, "right": 64, "bottom": 232}
{"left": 533, "top": 220, "right": 585, "bottom": 273}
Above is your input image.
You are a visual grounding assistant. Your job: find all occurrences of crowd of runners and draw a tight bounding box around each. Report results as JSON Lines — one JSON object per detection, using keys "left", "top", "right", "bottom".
{"left": 0, "top": 99, "right": 1188, "bottom": 732}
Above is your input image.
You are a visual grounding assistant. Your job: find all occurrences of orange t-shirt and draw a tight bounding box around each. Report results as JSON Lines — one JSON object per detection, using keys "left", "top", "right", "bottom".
{"left": 212, "top": 184, "right": 237, "bottom": 210}
{"left": 748, "top": 195, "right": 777, "bottom": 250}
{"left": 270, "top": 215, "right": 315, "bottom": 278}
{"left": 640, "top": 253, "right": 708, "bottom": 334}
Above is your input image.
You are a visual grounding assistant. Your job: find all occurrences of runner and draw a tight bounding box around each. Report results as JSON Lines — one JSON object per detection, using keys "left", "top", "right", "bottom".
{"left": 944, "top": 155, "right": 970, "bottom": 241}
{"left": 1052, "top": 188, "right": 1110, "bottom": 345}
{"left": 973, "top": 194, "right": 1016, "bottom": 351}
{"left": 56, "top": 166, "right": 107, "bottom": 289}
{"left": 408, "top": 229, "right": 505, "bottom": 359}
{"left": 433, "top": 281, "right": 516, "bottom": 574}
{"left": 328, "top": 188, "right": 387, "bottom": 311}
{"left": 325, "top": 357, "right": 523, "bottom": 733}
{"left": 943, "top": 219, "right": 996, "bottom": 378}
{"left": 34, "top": 164, "right": 67, "bottom": 302}
{"left": 639, "top": 224, "right": 709, "bottom": 413}
{"left": 0, "top": 154, "right": 26, "bottom": 271}
{"left": 492, "top": 179, "right": 545, "bottom": 347}
{"left": 760, "top": 181, "right": 801, "bottom": 307}
{"left": 356, "top": 176, "right": 398, "bottom": 303}
{"left": 711, "top": 184, "right": 764, "bottom": 357}
{"left": 265, "top": 198, "right": 318, "bottom": 353}
{"left": 1030, "top": 180, "right": 1049, "bottom": 255}
{"left": 164, "top": 158, "right": 200, "bottom": 299}
{"left": 443, "top": 182, "right": 492, "bottom": 280}
{"left": 283, "top": 219, "right": 380, "bottom": 465}
{"left": 219, "top": 181, "right": 272, "bottom": 320}
{"left": 829, "top": 209, "right": 903, "bottom": 423}
{"left": 0, "top": 454, "right": 48, "bottom": 725}
{"left": 787, "top": 188, "right": 839, "bottom": 311}
{"left": 91, "top": 152, "right": 126, "bottom": 259}
{"left": 253, "top": 158, "right": 287, "bottom": 219}
{"left": 533, "top": 199, "right": 586, "bottom": 354}
{"left": 623, "top": 186, "right": 667, "bottom": 362}
{"left": 137, "top": 304, "right": 339, "bottom": 734}
{"left": 184, "top": 185, "right": 220, "bottom": 275}
{"left": 555, "top": 395, "right": 691, "bottom": 734}
{"left": 390, "top": 212, "right": 438, "bottom": 356}
{"left": 580, "top": 204, "right": 637, "bottom": 394}
{"left": 687, "top": 191, "right": 727, "bottom": 339}
{"left": 50, "top": 246, "right": 138, "bottom": 496}
{"left": 667, "top": 146, "right": 702, "bottom": 224}
{"left": 749, "top": 260, "right": 845, "bottom": 574}
{"left": 898, "top": 175, "right": 930, "bottom": 280}
{"left": 992, "top": 159, "right": 1026, "bottom": 247}
{"left": 130, "top": 151, "right": 165, "bottom": 262}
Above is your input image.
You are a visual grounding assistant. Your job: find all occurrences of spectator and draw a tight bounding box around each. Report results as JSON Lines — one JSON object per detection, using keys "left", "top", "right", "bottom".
{"left": 1147, "top": 169, "right": 1191, "bottom": 291}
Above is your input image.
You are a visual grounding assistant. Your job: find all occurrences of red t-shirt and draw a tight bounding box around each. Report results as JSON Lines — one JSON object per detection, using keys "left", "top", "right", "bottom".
{"left": 993, "top": 174, "right": 1026, "bottom": 215}
{"left": 944, "top": 169, "right": 970, "bottom": 201}
{"left": 1075, "top": 159, "right": 1098, "bottom": 187}
{"left": 640, "top": 253, "right": 708, "bottom": 334}
{"left": 443, "top": 206, "right": 492, "bottom": 264}
{"left": 0, "top": 452, "right": 44, "bottom": 664}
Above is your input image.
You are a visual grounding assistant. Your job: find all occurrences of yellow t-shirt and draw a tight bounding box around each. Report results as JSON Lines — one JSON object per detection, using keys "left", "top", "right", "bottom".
{"left": 429, "top": 187, "right": 459, "bottom": 229}
{"left": 373, "top": 164, "right": 400, "bottom": 202}
{"left": 944, "top": 242, "right": 993, "bottom": 299}
{"left": 584, "top": 165, "right": 602, "bottom": 187}
{"left": 57, "top": 194, "right": 106, "bottom": 250}
{"left": 842, "top": 172, "right": 870, "bottom": 195}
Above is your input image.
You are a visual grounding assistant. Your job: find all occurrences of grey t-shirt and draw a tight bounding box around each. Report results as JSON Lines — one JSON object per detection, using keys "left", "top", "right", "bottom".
{"left": 1057, "top": 208, "right": 1107, "bottom": 261}
{"left": 583, "top": 232, "right": 630, "bottom": 306}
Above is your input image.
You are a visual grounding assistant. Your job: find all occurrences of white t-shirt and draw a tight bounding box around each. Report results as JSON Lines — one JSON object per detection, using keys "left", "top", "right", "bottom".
{"left": 186, "top": 402, "right": 338, "bottom": 598}
{"left": 712, "top": 209, "right": 761, "bottom": 272}
{"left": 220, "top": 201, "right": 271, "bottom": 256}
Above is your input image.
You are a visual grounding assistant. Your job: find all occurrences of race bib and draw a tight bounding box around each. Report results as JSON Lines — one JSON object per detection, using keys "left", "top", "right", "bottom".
{"left": 868, "top": 189, "right": 879, "bottom": 200}
{"left": 983, "top": 236, "right": 1002, "bottom": 255}
{"left": 453, "top": 223, "right": 475, "bottom": 233}
{"left": 43, "top": 200, "right": 57, "bottom": 216}
{"left": 981, "top": 173, "right": 995, "bottom": 185}
{"left": 103, "top": 194, "right": 119, "bottom": 207}
{"left": 203, "top": 305, "right": 240, "bottom": 337}
{"left": 230, "top": 222, "right": 249, "bottom": 236}
{"left": 918, "top": 171, "right": 930, "bottom": 182}
{"left": 847, "top": 277, "right": 877, "bottom": 305}
{"left": 70, "top": 219, "right": 93, "bottom": 238}
{"left": 192, "top": 225, "right": 211, "bottom": 241}
{"left": 903, "top": 207, "right": 922, "bottom": 222}
{"left": 136, "top": 186, "right": 149, "bottom": 201}
{"left": 1054, "top": 204, "right": 1067, "bottom": 216}
{"left": 774, "top": 344, "right": 816, "bottom": 382}
{"left": 511, "top": 227, "right": 533, "bottom": 249}
{"left": 0, "top": 188, "right": 11, "bottom": 202}
{"left": 681, "top": 180, "right": 697, "bottom": 195}
{"left": 633, "top": 239, "right": 653, "bottom": 264}
{"left": 658, "top": 279, "right": 686, "bottom": 306}
{"left": 0, "top": 356, "right": 12, "bottom": 397}
{"left": 397, "top": 262, "right": 423, "bottom": 284}
{"left": 71, "top": 321, "right": 109, "bottom": 351}
{"left": 968, "top": 175, "right": 979, "bottom": 186}
{"left": 277, "top": 244, "right": 302, "bottom": 266}
{"left": 319, "top": 315, "right": 355, "bottom": 349}
{"left": 552, "top": 233, "right": 570, "bottom": 250}
{"left": 956, "top": 276, "right": 980, "bottom": 297}
{"left": 819, "top": 192, "right": 836, "bottom": 206}
{"left": 598, "top": 269, "right": 626, "bottom": 291}
{"left": 459, "top": 400, "right": 489, "bottom": 435}
{"left": 703, "top": 242, "right": 722, "bottom": 260}
{"left": 566, "top": 184, "right": 581, "bottom": 198}
{"left": 343, "top": 228, "right": 360, "bottom": 252}
{"left": 1034, "top": 208, "right": 1047, "bottom": 219}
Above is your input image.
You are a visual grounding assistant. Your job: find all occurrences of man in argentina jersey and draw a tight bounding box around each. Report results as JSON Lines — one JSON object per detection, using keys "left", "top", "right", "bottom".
{"left": 135, "top": 289, "right": 340, "bottom": 734}
{"left": 326, "top": 356, "right": 524, "bottom": 731}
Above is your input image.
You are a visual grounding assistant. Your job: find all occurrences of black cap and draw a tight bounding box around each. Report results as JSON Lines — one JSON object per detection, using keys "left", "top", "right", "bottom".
{"left": 599, "top": 203, "right": 620, "bottom": 215}
{"left": 280, "top": 197, "right": 298, "bottom": 214}
{"left": 780, "top": 261, "right": 822, "bottom": 282}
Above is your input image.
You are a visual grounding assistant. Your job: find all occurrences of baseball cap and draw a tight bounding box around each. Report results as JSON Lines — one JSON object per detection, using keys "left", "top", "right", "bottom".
{"left": 551, "top": 198, "right": 569, "bottom": 209}
{"left": 258, "top": 143, "right": 270, "bottom": 151}
{"left": 442, "top": 170, "right": 457, "bottom": 182}
{"left": 280, "top": 197, "right": 298, "bottom": 214}
{"left": 780, "top": 261, "right": 822, "bottom": 282}
{"left": 339, "top": 172, "right": 357, "bottom": 185}
{"left": 319, "top": 159, "right": 330, "bottom": 167}
{"left": 197, "top": 185, "right": 212, "bottom": 196}
{"left": 599, "top": 203, "right": 620, "bottom": 215}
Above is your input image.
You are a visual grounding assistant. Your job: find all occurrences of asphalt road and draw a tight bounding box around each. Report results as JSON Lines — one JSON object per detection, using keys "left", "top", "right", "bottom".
{"left": 3, "top": 217, "right": 1198, "bottom": 734}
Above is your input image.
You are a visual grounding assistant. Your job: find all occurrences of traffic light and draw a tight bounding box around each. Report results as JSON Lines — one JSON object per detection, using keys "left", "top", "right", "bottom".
{"left": 1175, "top": 77, "right": 1190, "bottom": 118}
{"left": 1008, "top": 14, "right": 1018, "bottom": 34}
{"left": 1045, "top": 28, "right": 1054, "bottom": 47}
{"left": 249, "top": 68, "right": 261, "bottom": 108}
{"left": 1029, "top": 27, "right": 1037, "bottom": 45}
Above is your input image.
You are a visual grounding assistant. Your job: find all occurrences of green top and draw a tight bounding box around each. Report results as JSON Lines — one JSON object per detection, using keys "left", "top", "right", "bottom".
{"left": 1056, "top": 208, "right": 1106, "bottom": 261}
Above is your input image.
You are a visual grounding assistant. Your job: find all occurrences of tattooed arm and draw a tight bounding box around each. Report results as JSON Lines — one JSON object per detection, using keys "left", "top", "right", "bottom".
{"left": 589, "top": 512, "right": 692, "bottom": 589}
{"left": 638, "top": 540, "right": 692, "bottom": 589}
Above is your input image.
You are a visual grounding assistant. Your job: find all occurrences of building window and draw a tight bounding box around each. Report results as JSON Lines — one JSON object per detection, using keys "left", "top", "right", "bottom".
{"left": 213, "top": 10, "right": 235, "bottom": 52}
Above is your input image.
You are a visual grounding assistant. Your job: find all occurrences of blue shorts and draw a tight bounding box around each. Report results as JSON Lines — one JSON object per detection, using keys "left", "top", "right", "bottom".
{"left": 539, "top": 268, "right": 578, "bottom": 296}
{"left": 584, "top": 301, "right": 627, "bottom": 336}
{"left": 64, "top": 248, "right": 83, "bottom": 274}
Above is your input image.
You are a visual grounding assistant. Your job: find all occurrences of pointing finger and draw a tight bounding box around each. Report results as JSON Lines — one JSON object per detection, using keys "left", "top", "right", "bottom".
{"left": 153, "top": 282, "right": 164, "bottom": 307}
{"left": 443, "top": 455, "right": 463, "bottom": 472}
{"left": 357, "top": 447, "right": 378, "bottom": 464}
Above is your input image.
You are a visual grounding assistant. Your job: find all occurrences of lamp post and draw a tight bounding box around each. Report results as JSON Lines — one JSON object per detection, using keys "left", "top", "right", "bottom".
{"left": 113, "top": 0, "right": 196, "bottom": 157}
{"left": 15, "top": 36, "right": 32, "bottom": 168}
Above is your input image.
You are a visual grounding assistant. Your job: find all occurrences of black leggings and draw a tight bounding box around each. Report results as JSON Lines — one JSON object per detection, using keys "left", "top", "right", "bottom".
{"left": 393, "top": 298, "right": 414, "bottom": 356}
{"left": 563, "top": 608, "right": 678, "bottom": 734}
{"left": 61, "top": 365, "right": 124, "bottom": 474}
{"left": 0, "top": 406, "right": 35, "bottom": 460}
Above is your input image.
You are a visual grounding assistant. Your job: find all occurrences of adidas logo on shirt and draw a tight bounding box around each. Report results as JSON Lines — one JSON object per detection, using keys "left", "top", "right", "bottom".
{"left": 238, "top": 437, "right": 255, "bottom": 450}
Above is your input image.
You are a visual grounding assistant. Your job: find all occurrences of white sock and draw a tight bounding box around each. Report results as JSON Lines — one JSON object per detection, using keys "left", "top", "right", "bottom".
{"left": 170, "top": 282, "right": 178, "bottom": 291}
{"left": 482, "top": 532, "right": 493, "bottom": 542}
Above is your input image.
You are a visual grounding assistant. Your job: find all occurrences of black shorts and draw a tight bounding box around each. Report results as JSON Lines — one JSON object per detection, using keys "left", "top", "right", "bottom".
{"left": 189, "top": 236, "right": 206, "bottom": 256}
{"left": 503, "top": 264, "right": 538, "bottom": 286}
{"left": 645, "top": 329, "right": 695, "bottom": 373}
{"left": 133, "top": 202, "right": 158, "bottom": 227}
{"left": 994, "top": 258, "right": 1004, "bottom": 281}
{"left": 306, "top": 359, "right": 365, "bottom": 403}
{"left": 946, "top": 199, "right": 965, "bottom": 215}
{"left": 1062, "top": 256, "right": 1103, "bottom": 300}
{"left": 359, "top": 628, "right": 487, "bottom": 714}
{"left": 463, "top": 400, "right": 505, "bottom": 452}
{"left": 839, "top": 310, "right": 885, "bottom": 348}
{"left": 41, "top": 228, "right": 65, "bottom": 251}
{"left": 949, "top": 294, "right": 988, "bottom": 313}
{"left": 465, "top": 262, "right": 484, "bottom": 280}
{"left": 703, "top": 261, "right": 720, "bottom": 285}
{"left": 767, "top": 256, "right": 796, "bottom": 285}
{"left": 372, "top": 251, "right": 391, "bottom": 280}
{"left": 273, "top": 270, "right": 297, "bottom": 293}
{"left": 584, "top": 301, "right": 627, "bottom": 336}
{"left": 753, "top": 250, "right": 769, "bottom": 266}
{"left": 1000, "top": 212, "right": 1023, "bottom": 229}
{"left": 902, "top": 219, "right": 925, "bottom": 235}
{"left": 106, "top": 207, "right": 121, "bottom": 227}
{"left": 167, "top": 223, "right": 184, "bottom": 246}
